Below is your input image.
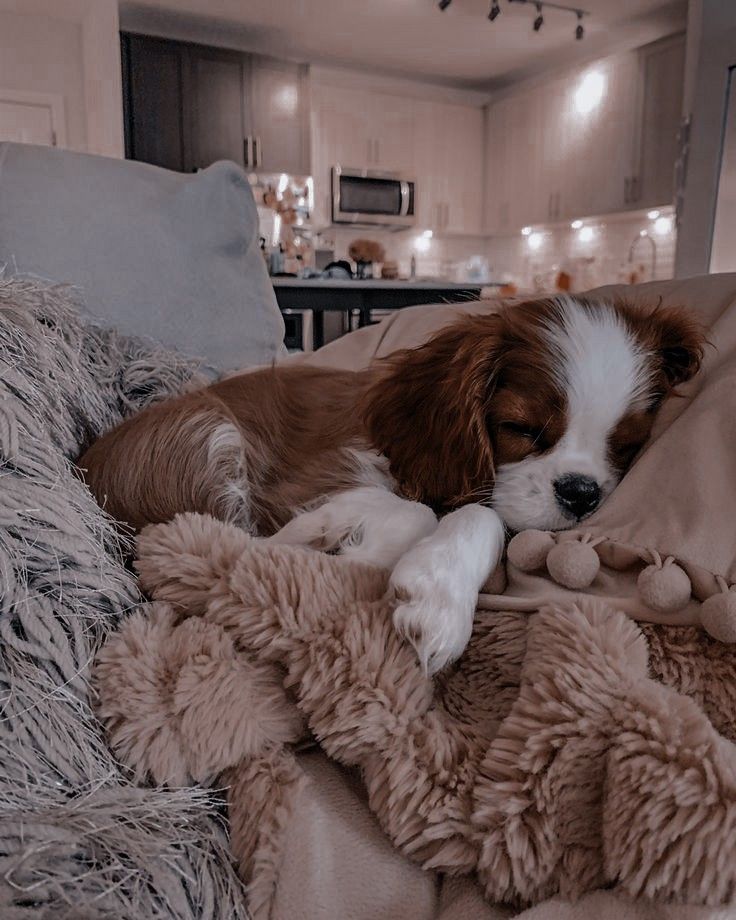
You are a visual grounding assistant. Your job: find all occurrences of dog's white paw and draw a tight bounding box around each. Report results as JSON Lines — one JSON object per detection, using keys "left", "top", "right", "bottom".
{"left": 390, "top": 547, "right": 476, "bottom": 675}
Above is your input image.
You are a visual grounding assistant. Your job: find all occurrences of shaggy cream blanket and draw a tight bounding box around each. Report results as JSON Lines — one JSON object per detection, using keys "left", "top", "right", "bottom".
{"left": 96, "top": 512, "right": 736, "bottom": 917}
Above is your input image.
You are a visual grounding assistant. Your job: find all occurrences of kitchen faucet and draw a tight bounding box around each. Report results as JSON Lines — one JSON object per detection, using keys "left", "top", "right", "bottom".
{"left": 628, "top": 230, "right": 657, "bottom": 281}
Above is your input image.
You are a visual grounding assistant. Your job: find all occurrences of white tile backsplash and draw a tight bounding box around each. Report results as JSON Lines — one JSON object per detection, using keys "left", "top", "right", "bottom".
{"left": 312, "top": 207, "right": 676, "bottom": 292}
{"left": 484, "top": 207, "right": 676, "bottom": 293}
{"left": 316, "top": 227, "right": 493, "bottom": 283}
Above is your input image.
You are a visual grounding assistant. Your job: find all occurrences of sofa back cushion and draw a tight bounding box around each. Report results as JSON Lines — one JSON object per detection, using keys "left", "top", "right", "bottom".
{"left": 0, "top": 142, "right": 283, "bottom": 372}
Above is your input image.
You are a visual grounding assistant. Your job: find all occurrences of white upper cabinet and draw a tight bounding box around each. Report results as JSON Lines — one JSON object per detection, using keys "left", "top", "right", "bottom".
{"left": 310, "top": 83, "right": 415, "bottom": 225}
{"left": 414, "top": 100, "right": 484, "bottom": 236}
{"left": 634, "top": 34, "right": 686, "bottom": 209}
{"left": 484, "top": 33, "right": 685, "bottom": 233}
{"left": 484, "top": 89, "right": 543, "bottom": 233}
{"left": 311, "top": 81, "right": 483, "bottom": 234}
{"left": 368, "top": 94, "right": 415, "bottom": 172}
{"left": 248, "top": 56, "right": 310, "bottom": 176}
{"left": 540, "top": 51, "right": 640, "bottom": 222}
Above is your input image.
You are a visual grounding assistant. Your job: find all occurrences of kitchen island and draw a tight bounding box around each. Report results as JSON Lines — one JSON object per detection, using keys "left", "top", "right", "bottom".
{"left": 271, "top": 277, "right": 493, "bottom": 349}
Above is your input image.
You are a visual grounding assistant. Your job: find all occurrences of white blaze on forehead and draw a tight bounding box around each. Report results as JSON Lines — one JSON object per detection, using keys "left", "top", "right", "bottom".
{"left": 546, "top": 297, "right": 652, "bottom": 458}
{"left": 492, "top": 296, "right": 654, "bottom": 532}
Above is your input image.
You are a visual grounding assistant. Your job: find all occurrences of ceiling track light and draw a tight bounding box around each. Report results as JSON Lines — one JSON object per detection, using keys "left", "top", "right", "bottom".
{"left": 442, "top": 0, "right": 588, "bottom": 40}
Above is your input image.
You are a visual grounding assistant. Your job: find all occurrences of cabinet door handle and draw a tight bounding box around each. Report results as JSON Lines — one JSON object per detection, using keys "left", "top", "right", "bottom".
{"left": 631, "top": 175, "right": 639, "bottom": 203}
{"left": 255, "top": 136, "right": 262, "bottom": 168}
{"left": 244, "top": 136, "right": 251, "bottom": 167}
{"left": 624, "top": 177, "right": 630, "bottom": 204}
{"left": 555, "top": 192, "right": 561, "bottom": 219}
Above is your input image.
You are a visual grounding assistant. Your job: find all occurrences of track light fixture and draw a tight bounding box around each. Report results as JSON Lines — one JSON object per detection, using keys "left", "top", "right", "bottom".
{"left": 482, "top": 0, "right": 588, "bottom": 40}
{"left": 438, "top": 0, "right": 452, "bottom": 10}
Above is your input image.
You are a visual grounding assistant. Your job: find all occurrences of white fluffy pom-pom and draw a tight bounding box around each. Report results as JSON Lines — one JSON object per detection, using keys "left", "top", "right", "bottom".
{"left": 701, "top": 593, "right": 736, "bottom": 643}
{"left": 546, "top": 541, "right": 600, "bottom": 590}
{"left": 637, "top": 561, "right": 691, "bottom": 612}
{"left": 507, "top": 530, "right": 555, "bottom": 572}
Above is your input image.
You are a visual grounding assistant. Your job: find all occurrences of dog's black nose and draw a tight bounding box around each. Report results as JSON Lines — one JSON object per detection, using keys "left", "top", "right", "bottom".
{"left": 553, "top": 474, "right": 601, "bottom": 520}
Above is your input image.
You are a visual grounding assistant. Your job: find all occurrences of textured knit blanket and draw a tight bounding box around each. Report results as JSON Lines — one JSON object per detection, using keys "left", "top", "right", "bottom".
{"left": 0, "top": 278, "right": 248, "bottom": 920}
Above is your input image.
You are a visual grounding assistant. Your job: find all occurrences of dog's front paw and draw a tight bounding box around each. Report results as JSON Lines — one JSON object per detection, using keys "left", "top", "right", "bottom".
{"left": 390, "top": 549, "right": 476, "bottom": 675}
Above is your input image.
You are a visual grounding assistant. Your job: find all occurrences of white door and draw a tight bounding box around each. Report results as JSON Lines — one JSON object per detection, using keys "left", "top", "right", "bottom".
{"left": 0, "top": 96, "right": 57, "bottom": 146}
{"left": 710, "top": 66, "right": 736, "bottom": 272}
{"left": 675, "top": 4, "right": 736, "bottom": 276}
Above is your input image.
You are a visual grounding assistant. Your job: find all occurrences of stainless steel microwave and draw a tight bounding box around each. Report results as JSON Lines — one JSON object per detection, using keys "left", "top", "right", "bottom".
{"left": 331, "top": 166, "right": 416, "bottom": 228}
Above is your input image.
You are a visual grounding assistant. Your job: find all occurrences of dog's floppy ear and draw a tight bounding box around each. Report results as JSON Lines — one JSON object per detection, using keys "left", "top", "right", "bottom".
{"left": 655, "top": 307, "right": 706, "bottom": 387}
{"left": 361, "top": 314, "right": 500, "bottom": 510}
{"left": 637, "top": 304, "right": 706, "bottom": 388}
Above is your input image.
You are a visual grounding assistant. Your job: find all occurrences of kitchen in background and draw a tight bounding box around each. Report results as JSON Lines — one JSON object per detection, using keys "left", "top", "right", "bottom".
{"left": 120, "top": 8, "right": 686, "bottom": 349}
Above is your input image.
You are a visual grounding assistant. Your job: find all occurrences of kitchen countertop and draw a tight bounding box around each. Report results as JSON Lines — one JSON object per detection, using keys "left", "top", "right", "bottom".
{"left": 271, "top": 276, "right": 496, "bottom": 350}
{"left": 270, "top": 277, "right": 496, "bottom": 289}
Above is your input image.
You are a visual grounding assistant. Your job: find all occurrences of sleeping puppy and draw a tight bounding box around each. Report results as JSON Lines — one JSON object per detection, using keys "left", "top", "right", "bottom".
{"left": 79, "top": 295, "right": 704, "bottom": 672}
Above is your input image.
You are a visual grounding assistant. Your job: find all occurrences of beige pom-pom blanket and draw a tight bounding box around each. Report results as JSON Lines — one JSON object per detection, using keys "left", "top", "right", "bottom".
{"left": 96, "top": 510, "right": 736, "bottom": 916}
{"left": 95, "top": 274, "right": 736, "bottom": 919}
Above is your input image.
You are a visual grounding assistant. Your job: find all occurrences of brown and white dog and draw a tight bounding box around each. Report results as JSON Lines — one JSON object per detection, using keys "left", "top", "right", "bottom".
{"left": 79, "top": 296, "right": 704, "bottom": 672}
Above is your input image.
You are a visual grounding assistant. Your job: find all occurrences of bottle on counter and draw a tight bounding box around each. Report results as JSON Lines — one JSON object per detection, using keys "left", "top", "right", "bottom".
{"left": 269, "top": 245, "right": 284, "bottom": 276}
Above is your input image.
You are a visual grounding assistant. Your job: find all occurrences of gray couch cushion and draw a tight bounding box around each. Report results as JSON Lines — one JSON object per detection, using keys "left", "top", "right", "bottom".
{"left": 0, "top": 142, "right": 283, "bottom": 372}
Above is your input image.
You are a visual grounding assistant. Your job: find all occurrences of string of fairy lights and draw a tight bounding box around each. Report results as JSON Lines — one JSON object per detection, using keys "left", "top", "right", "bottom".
{"left": 438, "top": 0, "right": 589, "bottom": 41}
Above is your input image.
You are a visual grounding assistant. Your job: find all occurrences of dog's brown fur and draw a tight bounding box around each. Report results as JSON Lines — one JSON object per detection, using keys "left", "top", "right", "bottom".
{"left": 78, "top": 300, "right": 704, "bottom": 535}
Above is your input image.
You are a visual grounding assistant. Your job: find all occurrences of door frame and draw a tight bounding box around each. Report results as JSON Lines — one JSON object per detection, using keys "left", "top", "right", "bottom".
{"left": 675, "top": 14, "right": 736, "bottom": 277}
{"left": 0, "top": 88, "right": 67, "bottom": 148}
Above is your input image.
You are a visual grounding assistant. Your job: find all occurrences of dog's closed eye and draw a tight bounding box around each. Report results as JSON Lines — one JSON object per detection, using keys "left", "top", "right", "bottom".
{"left": 500, "top": 421, "right": 544, "bottom": 440}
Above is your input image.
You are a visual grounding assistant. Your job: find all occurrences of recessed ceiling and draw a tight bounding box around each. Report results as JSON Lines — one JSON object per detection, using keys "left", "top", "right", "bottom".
{"left": 120, "top": 0, "right": 687, "bottom": 89}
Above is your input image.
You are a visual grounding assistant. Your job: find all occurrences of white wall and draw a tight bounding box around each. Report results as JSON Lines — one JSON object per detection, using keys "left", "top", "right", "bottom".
{"left": 81, "top": 0, "right": 124, "bottom": 157}
{"left": 0, "top": 10, "right": 87, "bottom": 150}
{"left": 0, "top": 0, "right": 123, "bottom": 157}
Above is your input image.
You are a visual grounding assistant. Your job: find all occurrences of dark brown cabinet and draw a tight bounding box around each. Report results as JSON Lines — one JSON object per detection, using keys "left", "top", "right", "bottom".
{"left": 121, "top": 32, "right": 310, "bottom": 175}
{"left": 122, "top": 33, "right": 187, "bottom": 171}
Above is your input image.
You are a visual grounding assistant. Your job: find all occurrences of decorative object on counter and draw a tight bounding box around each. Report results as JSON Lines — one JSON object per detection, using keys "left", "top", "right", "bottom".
{"left": 322, "top": 260, "right": 354, "bottom": 280}
{"left": 555, "top": 269, "right": 572, "bottom": 291}
{"left": 381, "top": 260, "right": 400, "bottom": 280}
{"left": 348, "top": 238, "right": 386, "bottom": 280}
{"left": 447, "top": 0, "right": 589, "bottom": 40}
{"left": 464, "top": 255, "right": 493, "bottom": 284}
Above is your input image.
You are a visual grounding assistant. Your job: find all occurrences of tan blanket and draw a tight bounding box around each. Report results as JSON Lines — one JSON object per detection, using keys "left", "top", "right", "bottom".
{"left": 95, "top": 274, "right": 736, "bottom": 920}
